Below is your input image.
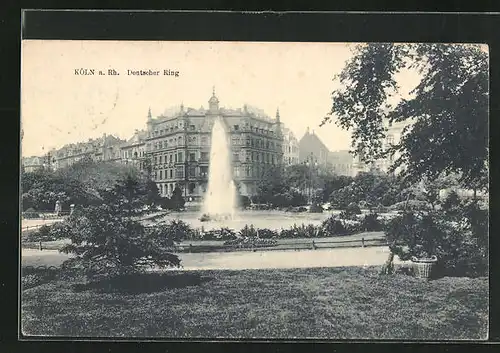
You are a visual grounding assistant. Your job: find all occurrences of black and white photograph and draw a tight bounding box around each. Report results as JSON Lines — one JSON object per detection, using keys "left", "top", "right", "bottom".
{"left": 20, "top": 39, "right": 489, "bottom": 340}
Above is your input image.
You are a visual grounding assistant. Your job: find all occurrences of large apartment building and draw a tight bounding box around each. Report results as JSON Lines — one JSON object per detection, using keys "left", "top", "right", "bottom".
{"left": 144, "top": 90, "right": 284, "bottom": 199}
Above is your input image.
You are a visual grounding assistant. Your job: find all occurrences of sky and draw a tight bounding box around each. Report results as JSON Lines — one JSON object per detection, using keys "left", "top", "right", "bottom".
{"left": 21, "top": 40, "right": 423, "bottom": 157}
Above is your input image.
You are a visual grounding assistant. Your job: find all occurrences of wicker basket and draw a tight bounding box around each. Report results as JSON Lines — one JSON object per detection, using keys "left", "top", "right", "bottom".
{"left": 411, "top": 255, "right": 438, "bottom": 279}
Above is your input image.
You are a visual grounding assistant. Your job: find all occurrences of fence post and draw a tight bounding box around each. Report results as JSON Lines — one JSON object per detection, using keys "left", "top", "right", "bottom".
{"left": 39, "top": 240, "right": 42, "bottom": 251}
{"left": 312, "top": 240, "right": 316, "bottom": 250}
{"left": 189, "top": 244, "right": 193, "bottom": 253}
{"left": 362, "top": 237, "right": 365, "bottom": 248}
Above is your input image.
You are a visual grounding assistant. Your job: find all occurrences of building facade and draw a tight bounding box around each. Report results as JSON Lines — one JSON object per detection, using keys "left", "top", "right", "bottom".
{"left": 298, "top": 127, "right": 330, "bottom": 167}
{"left": 120, "top": 129, "right": 148, "bottom": 171}
{"left": 145, "top": 90, "right": 284, "bottom": 200}
{"left": 22, "top": 156, "right": 44, "bottom": 173}
{"left": 352, "top": 120, "right": 409, "bottom": 176}
{"left": 282, "top": 124, "right": 300, "bottom": 166}
{"left": 329, "top": 150, "right": 356, "bottom": 177}
{"left": 49, "top": 134, "right": 125, "bottom": 171}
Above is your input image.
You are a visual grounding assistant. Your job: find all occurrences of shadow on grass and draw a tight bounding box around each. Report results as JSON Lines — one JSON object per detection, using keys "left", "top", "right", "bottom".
{"left": 72, "top": 272, "right": 214, "bottom": 294}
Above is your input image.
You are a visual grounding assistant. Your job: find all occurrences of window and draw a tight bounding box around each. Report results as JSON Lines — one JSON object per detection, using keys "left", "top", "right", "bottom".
{"left": 234, "top": 125, "right": 239, "bottom": 131}
{"left": 169, "top": 154, "right": 173, "bottom": 163}
{"left": 188, "top": 183, "right": 196, "bottom": 194}
{"left": 233, "top": 152, "right": 239, "bottom": 162}
{"left": 246, "top": 138, "right": 251, "bottom": 146}
{"left": 189, "top": 167, "right": 196, "bottom": 177}
{"left": 201, "top": 152, "right": 209, "bottom": 161}
{"left": 201, "top": 136, "right": 208, "bottom": 145}
{"left": 189, "top": 152, "right": 196, "bottom": 162}
{"left": 190, "top": 125, "right": 196, "bottom": 131}
{"left": 175, "top": 154, "right": 178, "bottom": 163}
{"left": 169, "top": 169, "right": 173, "bottom": 178}
{"left": 159, "top": 170, "right": 163, "bottom": 179}
{"left": 155, "top": 156, "right": 158, "bottom": 164}
{"left": 234, "top": 166, "right": 241, "bottom": 177}
{"left": 200, "top": 166, "right": 208, "bottom": 177}
{"left": 159, "top": 155, "right": 163, "bottom": 163}
{"left": 178, "top": 152, "right": 184, "bottom": 162}
{"left": 175, "top": 167, "right": 184, "bottom": 178}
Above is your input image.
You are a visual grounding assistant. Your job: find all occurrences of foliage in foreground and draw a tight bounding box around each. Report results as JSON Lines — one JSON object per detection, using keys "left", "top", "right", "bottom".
{"left": 325, "top": 43, "right": 488, "bottom": 192}
{"left": 44, "top": 176, "right": 182, "bottom": 279}
{"left": 386, "top": 199, "right": 488, "bottom": 277}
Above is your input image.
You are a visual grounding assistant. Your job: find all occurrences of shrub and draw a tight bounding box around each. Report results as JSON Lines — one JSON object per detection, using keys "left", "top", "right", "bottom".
{"left": 309, "top": 204, "right": 324, "bottom": 213}
{"left": 23, "top": 207, "right": 40, "bottom": 219}
{"left": 346, "top": 202, "right": 362, "bottom": 215}
{"left": 321, "top": 217, "right": 350, "bottom": 236}
{"left": 199, "top": 213, "right": 210, "bottom": 222}
{"left": 338, "top": 210, "right": 360, "bottom": 221}
{"left": 200, "top": 227, "right": 238, "bottom": 241}
{"left": 24, "top": 222, "right": 72, "bottom": 243}
{"left": 239, "top": 224, "right": 258, "bottom": 238}
{"left": 239, "top": 195, "right": 251, "bottom": 209}
{"left": 388, "top": 200, "right": 432, "bottom": 212}
{"left": 360, "top": 213, "right": 384, "bottom": 232}
{"left": 387, "top": 204, "right": 488, "bottom": 277}
{"left": 256, "top": 228, "right": 279, "bottom": 239}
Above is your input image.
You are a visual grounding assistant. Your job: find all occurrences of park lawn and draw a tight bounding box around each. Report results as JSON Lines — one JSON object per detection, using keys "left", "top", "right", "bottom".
{"left": 21, "top": 266, "right": 488, "bottom": 340}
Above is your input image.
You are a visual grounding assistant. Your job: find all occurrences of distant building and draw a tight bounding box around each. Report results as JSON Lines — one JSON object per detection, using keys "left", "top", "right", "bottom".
{"left": 298, "top": 127, "right": 330, "bottom": 167}
{"left": 329, "top": 150, "right": 356, "bottom": 177}
{"left": 22, "top": 156, "right": 44, "bottom": 173}
{"left": 144, "top": 89, "right": 284, "bottom": 200}
{"left": 282, "top": 124, "right": 300, "bottom": 166}
{"left": 353, "top": 120, "right": 409, "bottom": 175}
{"left": 120, "top": 129, "right": 148, "bottom": 171}
{"left": 51, "top": 134, "right": 126, "bottom": 170}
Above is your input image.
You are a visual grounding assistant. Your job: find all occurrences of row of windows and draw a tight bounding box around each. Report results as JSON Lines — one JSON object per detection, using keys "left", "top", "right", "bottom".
{"left": 123, "top": 150, "right": 145, "bottom": 159}
{"left": 152, "top": 150, "right": 281, "bottom": 165}
{"left": 153, "top": 164, "right": 275, "bottom": 181}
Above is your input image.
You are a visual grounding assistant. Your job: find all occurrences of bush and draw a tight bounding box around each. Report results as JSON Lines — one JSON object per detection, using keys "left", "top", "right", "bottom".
{"left": 24, "top": 222, "right": 72, "bottom": 243}
{"left": 338, "top": 210, "right": 360, "bottom": 221}
{"left": 387, "top": 204, "right": 488, "bottom": 277}
{"left": 239, "top": 224, "right": 258, "bottom": 238}
{"left": 309, "top": 204, "right": 324, "bottom": 213}
{"left": 239, "top": 195, "right": 251, "bottom": 209}
{"left": 278, "top": 224, "right": 325, "bottom": 238}
{"left": 346, "top": 202, "right": 362, "bottom": 215}
{"left": 199, "top": 227, "right": 238, "bottom": 241}
{"left": 388, "top": 200, "right": 432, "bottom": 212}
{"left": 321, "top": 217, "right": 350, "bottom": 236}
{"left": 199, "top": 213, "right": 210, "bottom": 222}
{"left": 255, "top": 228, "right": 279, "bottom": 239}
{"left": 360, "top": 213, "right": 384, "bottom": 232}
{"left": 23, "top": 207, "right": 40, "bottom": 219}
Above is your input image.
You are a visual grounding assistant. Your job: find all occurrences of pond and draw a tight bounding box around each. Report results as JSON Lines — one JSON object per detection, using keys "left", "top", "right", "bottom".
{"left": 144, "top": 209, "right": 343, "bottom": 231}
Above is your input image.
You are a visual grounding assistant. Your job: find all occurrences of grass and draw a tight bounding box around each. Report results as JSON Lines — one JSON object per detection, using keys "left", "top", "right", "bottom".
{"left": 21, "top": 266, "right": 488, "bottom": 340}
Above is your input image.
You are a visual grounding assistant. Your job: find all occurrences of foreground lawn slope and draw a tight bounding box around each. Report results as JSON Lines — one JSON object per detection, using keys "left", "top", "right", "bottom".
{"left": 21, "top": 266, "right": 488, "bottom": 339}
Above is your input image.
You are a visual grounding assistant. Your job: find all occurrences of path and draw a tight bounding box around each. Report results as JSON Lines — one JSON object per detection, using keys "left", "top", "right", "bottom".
{"left": 22, "top": 246, "right": 409, "bottom": 271}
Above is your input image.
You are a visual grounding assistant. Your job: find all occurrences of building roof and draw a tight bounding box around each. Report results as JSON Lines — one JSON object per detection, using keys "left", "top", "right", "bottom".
{"left": 299, "top": 129, "right": 329, "bottom": 152}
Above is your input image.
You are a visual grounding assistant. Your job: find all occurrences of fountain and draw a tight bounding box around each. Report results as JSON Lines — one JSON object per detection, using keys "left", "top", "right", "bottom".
{"left": 201, "top": 117, "right": 238, "bottom": 221}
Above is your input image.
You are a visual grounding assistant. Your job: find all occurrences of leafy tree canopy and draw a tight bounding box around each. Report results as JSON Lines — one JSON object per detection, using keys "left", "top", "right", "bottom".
{"left": 323, "top": 43, "right": 488, "bottom": 191}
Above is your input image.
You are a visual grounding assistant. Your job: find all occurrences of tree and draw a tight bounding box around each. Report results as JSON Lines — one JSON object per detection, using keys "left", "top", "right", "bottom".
{"left": 170, "top": 185, "right": 185, "bottom": 210}
{"left": 144, "top": 179, "right": 161, "bottom": 206}
{"left": 323, "top": 43, "right": 488, "bottom": 192}
{"left": 59, "top": 176, "right": 181, "bottom": 279}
